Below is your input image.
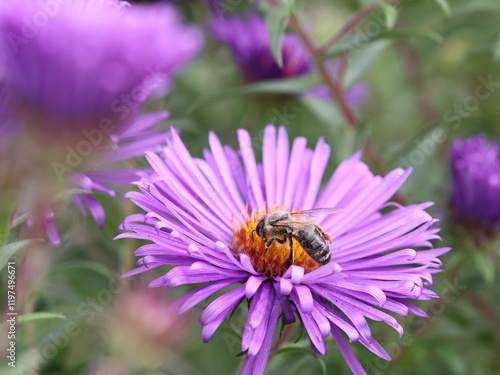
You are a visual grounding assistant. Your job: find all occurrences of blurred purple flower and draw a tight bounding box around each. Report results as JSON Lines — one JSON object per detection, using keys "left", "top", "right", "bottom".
{"left": 451, "top": 135, "right": 500, "bottom": 231}
{"left": 212, "top": 14, "right": 312, "bottom": 82}
{"left": 0, "top": 0, "right": 202, "bottom": 245}
{"left": 0, "top": 0, "right": 202, "bottom": 137}
{"left": 119, "top": 125, "right": 450, "bottom": 375}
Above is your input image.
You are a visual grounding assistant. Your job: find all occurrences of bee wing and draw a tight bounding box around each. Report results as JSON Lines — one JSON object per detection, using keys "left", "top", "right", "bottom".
{"left": 274, "top": 220, "right": 317, "bottom": 231}
{"left": 290, "top": 207, "right": 343, "bottom": 219}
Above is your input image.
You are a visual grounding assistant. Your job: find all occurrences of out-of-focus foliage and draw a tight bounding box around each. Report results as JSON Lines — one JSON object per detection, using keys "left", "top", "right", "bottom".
{"left": 1, "top": 0, "right": 500, "bottom": 374}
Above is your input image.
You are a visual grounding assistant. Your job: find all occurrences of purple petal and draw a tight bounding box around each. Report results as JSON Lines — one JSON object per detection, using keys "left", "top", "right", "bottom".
{"left": 331, "top": 325, "right": 367, "bottom": 375}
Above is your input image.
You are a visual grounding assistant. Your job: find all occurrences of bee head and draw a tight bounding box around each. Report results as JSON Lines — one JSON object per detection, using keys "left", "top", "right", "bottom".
{"left": 255, "top": 219, "right": 265, "bottom": 238}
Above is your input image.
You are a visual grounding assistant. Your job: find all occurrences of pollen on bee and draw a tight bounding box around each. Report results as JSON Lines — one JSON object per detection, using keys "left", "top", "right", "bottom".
{"left": 231, "top": 204, "right": 323, "bottom": 278}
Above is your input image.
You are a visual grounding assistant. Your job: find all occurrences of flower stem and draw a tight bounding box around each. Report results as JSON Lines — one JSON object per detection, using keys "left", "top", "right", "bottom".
{"left": 272, "top": 323, "right": 296, "bottom": 352}
{"left": 289, "top": 14, "right": 358, "bottom": 128}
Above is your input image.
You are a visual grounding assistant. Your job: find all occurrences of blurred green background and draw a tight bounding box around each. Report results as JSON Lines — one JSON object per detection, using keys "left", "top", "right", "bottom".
{"left": 1, "top": 0, "right": 500, "bottom": 374}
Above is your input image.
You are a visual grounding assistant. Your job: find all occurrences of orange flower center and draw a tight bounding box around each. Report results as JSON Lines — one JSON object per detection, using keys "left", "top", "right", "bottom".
{"left": 231, "top": 205, "right": 324, "bottom": 278}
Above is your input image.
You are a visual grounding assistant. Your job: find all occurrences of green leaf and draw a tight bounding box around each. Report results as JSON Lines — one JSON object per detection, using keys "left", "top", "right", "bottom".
{"left": 0, "top": 240, "right": 35, "bottom": 271}
{"left": 17, "top": 312, "right": 66, "bottom": 324}
{"left": 433, "top": 0, "right": 451, "bottom": 15}
{"left": 261, "top": 3, "right": 290, "bottom": 68}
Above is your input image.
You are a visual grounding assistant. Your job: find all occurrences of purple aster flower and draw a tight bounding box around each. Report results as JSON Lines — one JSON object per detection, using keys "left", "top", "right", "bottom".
{"left": 0, "top": 0, "right": 202, "bottom": 245}
{"left": 451, "top": 135, "right": 500, "bottom": 233}
{"left": 211, "top": 14, "right": 313, "bottom": 82}
{"left": 118, "top": 125, "right": 450, "bottom": 375}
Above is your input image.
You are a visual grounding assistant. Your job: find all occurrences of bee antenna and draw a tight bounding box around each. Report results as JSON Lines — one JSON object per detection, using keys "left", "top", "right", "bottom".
{"left": 251, "top": 229, "right": 256, "bottom": 242}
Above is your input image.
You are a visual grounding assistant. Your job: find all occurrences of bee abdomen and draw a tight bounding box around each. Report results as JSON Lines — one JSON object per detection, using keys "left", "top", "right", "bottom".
{"left": 294, "top": 230, "right": 331, "bottom": 265}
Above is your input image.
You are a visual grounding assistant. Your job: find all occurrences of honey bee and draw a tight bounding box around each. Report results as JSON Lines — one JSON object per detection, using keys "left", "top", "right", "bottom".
{"left": 253, "top": 208, "right": 342, "bottom": 267}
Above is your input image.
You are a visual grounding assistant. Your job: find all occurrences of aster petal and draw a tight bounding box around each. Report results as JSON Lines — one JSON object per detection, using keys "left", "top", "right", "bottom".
{"left": 262, "top": 126, "right": 277, "bottom": 206}
{"left": 175, "top": 278, "right": 245, "bottom": 313}
{"left": 200, "top": 284, "right": 246, "bottom": 343}
{"left": 122, "top": 265, "right": 163, "bottom": 278}
{"left": 333, "top": 204, "right": 433, "bottom": 250}
{"left": 281, "top": 136, "right": 308, "bottom": 209}
{"left": 336, "top": 219, "right": 439, "bottom": 265}
{"left": 224, "top": 145, "right": 249, "bottom": 204}
{"left": 324, "top": 168, "right": 412, "bottom": 238}
{"left": 395, "top": 299, "right": 428, "bottom": 317}
{"left": 282, "top": 265, "right": 305, "bottom": 283}
{"left": 296, "top": 137, "right": 330, "bottom": 209}
{"left": 301, "top": 262, "right": 343, "bottom": 283}
{"left": 241, "top": 294, "right": 280, "bottom": 375}
{"left": 246, "top": 276, "right": 266, "bottom": 299}
{"left": 315, "top": 151, "right": 364, "bottom": 208}
{"left": 206, "top": 131, "right": 246, "bottom": 211}
{"left": 292, "top": 285, "right": 314, "bottom": 314}
{"left": 164, "top": 263, "right": 247, "bottom": 287}
{"left": 359, "top": 336, "right": 392, "bottom": 361}
{"left": 279, "top": 277, "right": 293, "bottom": 295}
{"left": 243, "top": 283, "right": 274, "bottom": 355}
{"left": 237, "top": 129, "right": 264, "bottom": 207}
{"left": 316, "top": 299, "right": 360, "bottom": 343}
{"left": 273, "top": 126, "right": 290, "bottom": 205}
{"left": 165, "top": 130, "right": 234, "bottom": 220}
{"left": 311, "top": 301, "right": 332, "bottom": 338}
{"left": 292, "top": 293, "right": 326, "bottom": 355}
{"left": 331, "top": 325, "right": 367, "bottom": 375}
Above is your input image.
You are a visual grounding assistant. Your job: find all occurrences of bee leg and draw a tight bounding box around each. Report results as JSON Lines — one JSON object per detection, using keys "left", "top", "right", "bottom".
{"left": 285, "top": 233, "right": 294, "bottom": 268}
{"left": 261, "top": 236, "right": 287, "bottom": 258}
